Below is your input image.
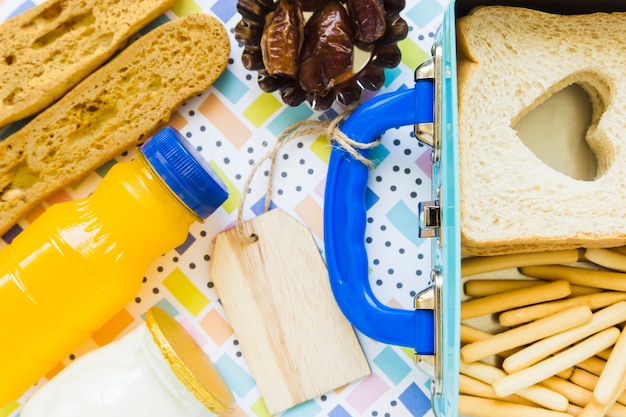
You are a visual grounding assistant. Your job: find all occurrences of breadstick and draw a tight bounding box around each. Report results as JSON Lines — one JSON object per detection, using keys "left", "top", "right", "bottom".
{"left": 595, "top": 328, "right": 626, "bottom": 405}
{"left": 567, "top": 403, "right": 583, "bottom": 416}
{"left": 557, "top": 368, "right": 574, "bottom": 379}
{"left": 576, "top": 356, "right": 607, "bottom": 376}
{"left": 462, "top": 306, "right": 592, "bottom": 363}
{"left": 570, "top": 368, "right": 598, "bottom": 391}
{"left": 541, "top": 376, "right": 594, "bottom": 407}
{"left": 596, "top": 347, "right": 612, "bottom": 361}
{"left": 460, "top": 360, "right": 569, "bottom": 411}
{"left": 461, "top": 324, "right": 492, "bottom": 344}
{"left": 577, "top": 400, "right": 606, "bottom": 417}
{"left": 540, "top": 376, "right": 626, "bottom": 417}
{"left": 502, "top": 302, "right": 626, "bottom": 373}
{"left": 461, "top": 280, "right": 571, "bottom": 320}
{"left": 493, "top": 327, "right": 620, "bottom": 397}
{"left": 460, "top": 324, "right": 520, "bottom": 358}
{"left": 577, "top": 398, "right": 626, "bottom": 417}
{"left": 569, "top": 285, "right": 605, "bottom": 296}
{"left": 464, "top": 279, "right": 541, "bottom": 297}
{"left": 464, "top": 280, "right": 599, "bottom": 298}
{"left": 462, "top": 250, "right": 580, "bottom": 277}
{"left": 521, "top": 265, "right": 626, "bottom": 292}
{"left": 458, "top": 395, "right": 573, "bottom": 417}
{"left": 584, "top": 248, "right": 626, "bottom": 273}
{"left": 459, "top": 374, "right": 536, "bottom": 406}
{"left": 571, "top": 368, "right": 626, "bottom": 406}
{"left": 460, "top": 374, "right": 499, "bottom": 398}
{"left": 499, "top": 292, "right": 626, "bottom": 327}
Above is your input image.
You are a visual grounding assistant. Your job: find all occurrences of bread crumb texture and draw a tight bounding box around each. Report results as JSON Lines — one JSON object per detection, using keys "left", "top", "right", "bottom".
{"left": 0, "top": 0, "right": 177, "bottom": 128}
{"left": 0, "top": 13, "right": 230, "bottom": 235}
{"left": 457, "top": 6, "right": 626, "bottom": 256}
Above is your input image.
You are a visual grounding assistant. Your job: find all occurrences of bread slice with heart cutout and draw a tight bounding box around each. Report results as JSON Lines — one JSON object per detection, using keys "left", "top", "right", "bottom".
{"left": 457, "top": 6, "right": 626, "bottom": 256}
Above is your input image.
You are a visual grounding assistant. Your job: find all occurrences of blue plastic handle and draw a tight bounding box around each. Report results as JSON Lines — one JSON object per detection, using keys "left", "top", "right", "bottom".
{"left": 324, "top": 79, "right": 435, "bottom": 354}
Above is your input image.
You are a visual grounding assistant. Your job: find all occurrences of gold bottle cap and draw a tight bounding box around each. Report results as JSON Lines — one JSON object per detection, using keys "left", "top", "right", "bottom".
{"left": 146, "top": 307, "right": 235, "bottom": 414}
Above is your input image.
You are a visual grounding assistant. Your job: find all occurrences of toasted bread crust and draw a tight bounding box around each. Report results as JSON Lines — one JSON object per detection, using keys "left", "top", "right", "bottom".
{"left": 0, "top": 13, "right": 229, "bottom": 236}
{"left": 0, "top": 0, "right": 177, "bottom": 128}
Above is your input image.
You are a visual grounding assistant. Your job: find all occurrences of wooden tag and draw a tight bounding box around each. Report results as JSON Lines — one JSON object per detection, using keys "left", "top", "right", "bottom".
{"left": 210, "top": 209, "right": 371, "bottom": 415}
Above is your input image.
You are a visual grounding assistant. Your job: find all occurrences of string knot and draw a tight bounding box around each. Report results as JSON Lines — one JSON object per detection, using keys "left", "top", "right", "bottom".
{"left": 237, "top": 109, "right": 380, "bottom": 241}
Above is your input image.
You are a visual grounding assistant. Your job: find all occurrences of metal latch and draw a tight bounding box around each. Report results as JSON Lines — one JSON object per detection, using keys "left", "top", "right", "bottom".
{"left": 418, "top": 200, "right": 440, "bottom": 238}
{"left": 419, "top": 200, "right": 440, "bottom": 236}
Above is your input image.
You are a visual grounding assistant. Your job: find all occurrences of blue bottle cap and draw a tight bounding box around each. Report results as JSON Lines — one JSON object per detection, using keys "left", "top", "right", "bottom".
{"left": 140, "top": 127, "right": 229, "bottom": 220}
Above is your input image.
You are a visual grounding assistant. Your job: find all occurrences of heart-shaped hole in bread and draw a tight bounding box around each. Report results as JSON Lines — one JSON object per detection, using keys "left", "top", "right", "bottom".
{"left": 514, "top": 83, "right": 597, "bottom": 181}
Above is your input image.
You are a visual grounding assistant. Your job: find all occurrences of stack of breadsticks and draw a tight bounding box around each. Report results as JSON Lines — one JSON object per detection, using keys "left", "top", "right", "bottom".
{"left": 460, "top": 247, "right": 626, "bottom": 417}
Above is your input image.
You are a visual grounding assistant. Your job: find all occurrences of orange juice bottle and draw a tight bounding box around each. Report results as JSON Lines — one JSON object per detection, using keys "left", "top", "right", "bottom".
{"left": 0, "top": 126, "right": 228, "bottom": 406}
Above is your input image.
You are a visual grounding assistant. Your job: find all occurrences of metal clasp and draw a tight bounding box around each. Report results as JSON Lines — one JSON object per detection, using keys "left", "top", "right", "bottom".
{"left": 414, "top": 58, "right": 435, "bottom": 150}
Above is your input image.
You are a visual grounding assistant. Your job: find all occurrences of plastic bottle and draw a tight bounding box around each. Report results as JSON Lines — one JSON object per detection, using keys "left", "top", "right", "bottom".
{"left": 20, "top": 307, "right": 235, "bottom": 417}
{"left": 0, "top": 127, "right": 229, "bottom": 406}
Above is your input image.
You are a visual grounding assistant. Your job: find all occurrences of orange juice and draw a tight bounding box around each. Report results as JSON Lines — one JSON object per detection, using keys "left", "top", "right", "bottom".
{"left": 0, "top": 127, "right": 228, "bottom": 405}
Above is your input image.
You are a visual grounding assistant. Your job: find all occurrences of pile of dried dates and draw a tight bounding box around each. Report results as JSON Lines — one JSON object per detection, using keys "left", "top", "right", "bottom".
{"left": 235, "top": 0, "right": 408, "bottom": 110}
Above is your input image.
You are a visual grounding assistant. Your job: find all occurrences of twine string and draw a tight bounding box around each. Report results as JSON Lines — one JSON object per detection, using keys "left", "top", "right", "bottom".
{"left": 236, "top": 110, "right": 381, "bottom": 242}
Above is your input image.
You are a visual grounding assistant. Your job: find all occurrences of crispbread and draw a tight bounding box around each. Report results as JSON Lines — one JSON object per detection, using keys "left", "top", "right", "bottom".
{"left": 0, "top": 0, "right": 177, "bottom": 128}
{"left": 457, "top": 6, "right": 626, "bottom": 256}
{"left": 0, "top": 13, "right": 230, "bottom": 236}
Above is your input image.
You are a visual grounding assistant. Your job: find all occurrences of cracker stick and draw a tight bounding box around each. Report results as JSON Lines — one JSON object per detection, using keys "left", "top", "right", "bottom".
{"left": 464, "top": 279, "right": 542, "bottom": 297}
{"left": 595, "top": 328, "right": 626, "bottom": 405}
{"left": 493, "top": 327, "right": 620, "bottom": 398}
{"left": 462, "top": 306, "right": 592, "bottom": 363}
{"left": 461, "top": 281, "right": 571, "bottom": 320}
{"left": 462, "top": 250, "right": 580, "bottom": 277}
{"left": 502, "top": 302, "right": 626, "bottom": 373}
{"left": 499, "top": 292, "right": 626, "bottom": 327}
{"left": 521, "top": 265, "right": 626, "bottom": 292}
{"left": 458, "top": 395, "right": 574, "bottom": 417}
{"left": 460, "top": 360, "right": 569, "bottom": 411}
{"left": 584, "top": 248, "right": 626, "bottom": 273}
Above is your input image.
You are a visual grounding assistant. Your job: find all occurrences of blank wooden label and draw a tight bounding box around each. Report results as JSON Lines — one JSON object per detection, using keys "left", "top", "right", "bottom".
{"left": 210, "top": 209, "right": 371, "bottom": 415}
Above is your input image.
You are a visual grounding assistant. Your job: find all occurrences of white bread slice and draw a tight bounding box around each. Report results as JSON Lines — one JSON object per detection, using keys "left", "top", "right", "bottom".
{"left": 457, "top": 6, "right": 626, "bottom": 256}
{"left": 0, "top": 0, "right": 176, "bottom": 128}
{"left": 0, "top": 13, "right": 229, "bottom": 236}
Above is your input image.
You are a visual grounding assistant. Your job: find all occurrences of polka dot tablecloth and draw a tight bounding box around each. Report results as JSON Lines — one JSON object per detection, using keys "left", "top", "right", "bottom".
{"left": 0, "top": 0, "right": 449, "bottom": 416}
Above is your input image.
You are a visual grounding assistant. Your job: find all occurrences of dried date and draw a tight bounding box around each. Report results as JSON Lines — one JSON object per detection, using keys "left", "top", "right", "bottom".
{"left": 345, "top": 0, "right": 387, "bottom": 44}
{"left": 298, "top": 1, "right": 354, "bottom": 95}
{"left": 260, "top": 0, "right": 304, "bottom": 78}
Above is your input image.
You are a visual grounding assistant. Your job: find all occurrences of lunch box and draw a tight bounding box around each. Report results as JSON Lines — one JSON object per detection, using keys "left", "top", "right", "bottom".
{"left": 323, "top": 1, "right": 626, "bottom": 416}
